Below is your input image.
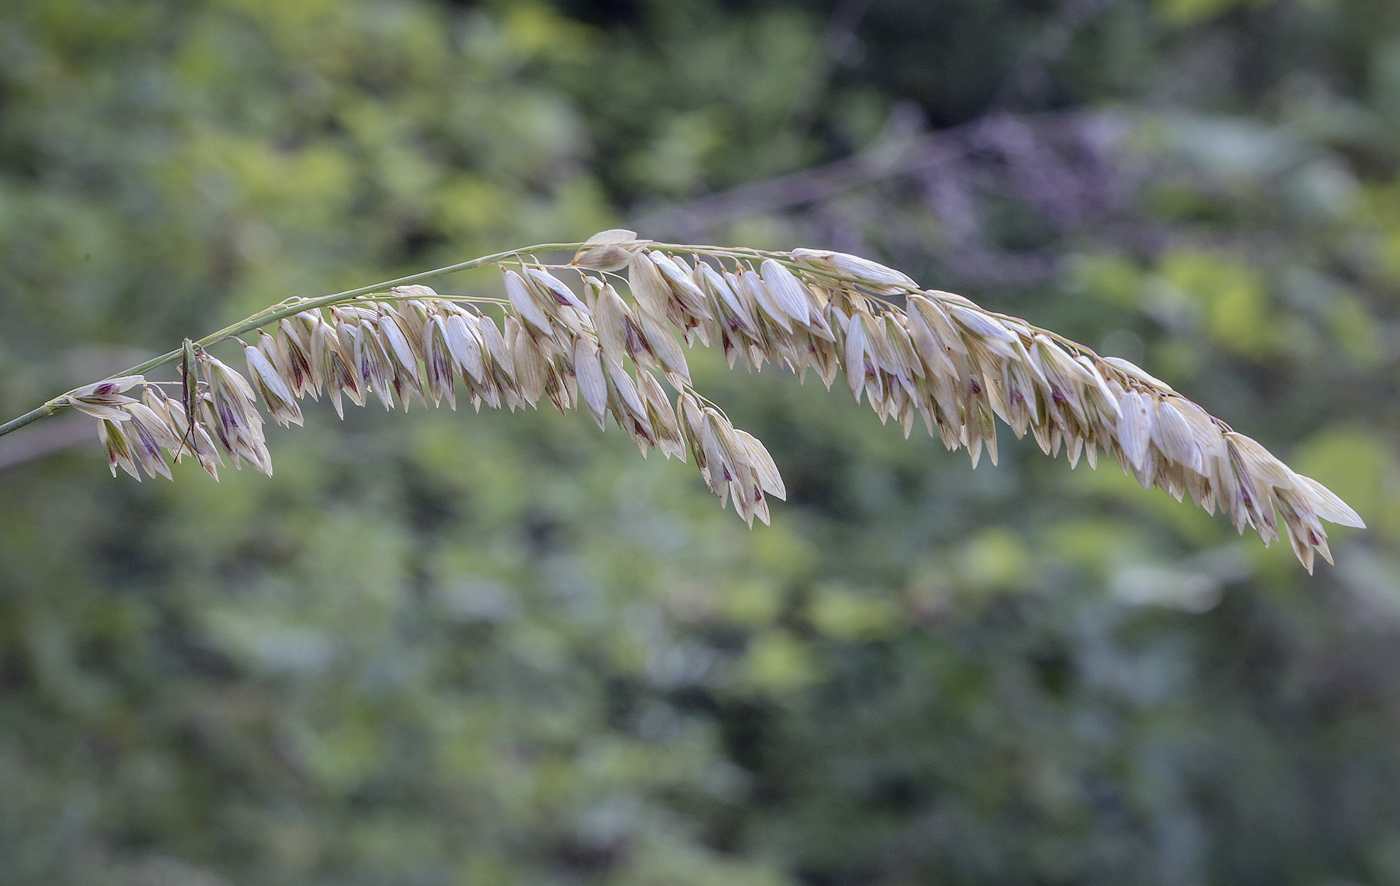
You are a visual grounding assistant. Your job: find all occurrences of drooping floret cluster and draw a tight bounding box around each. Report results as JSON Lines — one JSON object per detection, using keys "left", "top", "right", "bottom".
{"left": 64, "top": 229, "right": 1363, "bottom": 571}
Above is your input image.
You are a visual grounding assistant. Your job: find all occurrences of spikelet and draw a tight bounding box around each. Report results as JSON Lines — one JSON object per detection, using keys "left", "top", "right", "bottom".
{"left": 569, "top": 228, "right": 649, "bottom": 272}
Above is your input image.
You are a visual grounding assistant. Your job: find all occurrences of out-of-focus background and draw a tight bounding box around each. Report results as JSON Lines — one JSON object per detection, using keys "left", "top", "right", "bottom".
{"left": 0, "top": 0, "right": 1398, "bottom": 883}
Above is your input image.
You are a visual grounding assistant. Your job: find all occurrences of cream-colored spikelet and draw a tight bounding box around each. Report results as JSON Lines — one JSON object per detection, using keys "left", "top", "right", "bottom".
{"left": 67, "top": 230, "right": 1363, "bottom": 572}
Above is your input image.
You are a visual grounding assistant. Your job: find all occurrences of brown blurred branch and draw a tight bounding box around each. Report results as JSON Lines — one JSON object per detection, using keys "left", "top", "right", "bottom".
{"left": 630, "top": 106, "right": 966, "bottom": 240}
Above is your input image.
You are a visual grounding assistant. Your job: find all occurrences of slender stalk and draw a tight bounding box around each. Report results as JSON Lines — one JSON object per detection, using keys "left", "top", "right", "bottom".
{"left": 0, "top": 242, "right": 585, "bottom": 440}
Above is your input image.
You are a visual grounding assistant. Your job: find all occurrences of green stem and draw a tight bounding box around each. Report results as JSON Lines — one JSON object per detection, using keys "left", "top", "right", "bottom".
{"left": 0, "top": 242, "right": 585, "bottom": 439}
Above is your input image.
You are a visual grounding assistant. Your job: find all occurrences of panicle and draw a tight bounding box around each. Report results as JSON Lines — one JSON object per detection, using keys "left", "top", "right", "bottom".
{"left": 71, "top": 230, "right": 1359, "bottom": 570}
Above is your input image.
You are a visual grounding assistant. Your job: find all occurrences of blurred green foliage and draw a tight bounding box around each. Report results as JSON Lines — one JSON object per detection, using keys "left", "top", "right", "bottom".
{"left": 1, "top": 0, "right": 1399, "bottom": 884}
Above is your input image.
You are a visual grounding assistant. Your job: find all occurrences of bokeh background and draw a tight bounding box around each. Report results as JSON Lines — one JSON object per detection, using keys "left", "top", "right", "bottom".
{"left": 1, "top": 0, "right": 1399, "bottom": 883}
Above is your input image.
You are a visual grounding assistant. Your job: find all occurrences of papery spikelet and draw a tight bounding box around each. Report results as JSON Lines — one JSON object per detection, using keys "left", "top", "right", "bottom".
{"left": 64, "top": 376, "right": 143, "bottom": 422}
{"left": 649, "top": 252, "right": 712, "bottom": 331}
{"left": 573, "top": 337, "right": 608, "bottom": 430}
{"left": 504, "top": 268, "right": 554, "bottom": 336}
{"left": 122, "top": 402, "right": 177, "bottom": 480}
{"left": 791, "top": 247, "right": 917, "bottom": 293}
{"left": 571, "top": 229, "right": 647, "bottom": 272}
{"left": 245, "top": 337, "right": 304, "bottom": 425}
{"left": 637, "top": 370, "right": 686, "bottom": 460}
{"left": 423, "top": 313, "right": 457, "bottom": 409}
{"left": 442, "top": 308, "right": 488, "bottom": 384}
{"left": 276, "top": 317, "right": 318, "bottom": 398}
{"left": 98, "top": 418, "right": 141, "bottom": 479}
